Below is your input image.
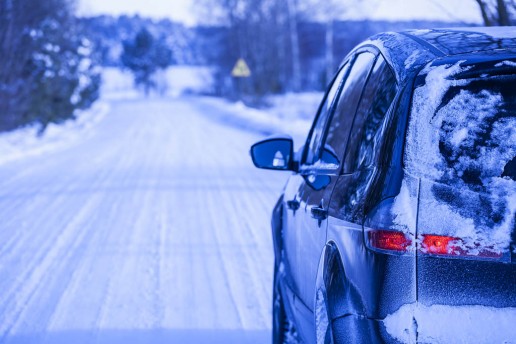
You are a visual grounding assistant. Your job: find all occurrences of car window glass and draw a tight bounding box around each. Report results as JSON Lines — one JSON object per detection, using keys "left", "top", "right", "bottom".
{"left": 304, "top": 63, "right": 349, "bottom": 165}
{"left": 345, "top": 55, "right": 397, "bottom": 171}
{"left": 323, "top": 52, "right": 376, "bottom": 170}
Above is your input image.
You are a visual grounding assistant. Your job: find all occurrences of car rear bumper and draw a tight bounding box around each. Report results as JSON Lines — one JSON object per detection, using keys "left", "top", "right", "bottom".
{"left": 417, "top": 255, "right": 516, "bottom": 307}
{"left": 381, "top": 302, "right": 516, "bottom": 344}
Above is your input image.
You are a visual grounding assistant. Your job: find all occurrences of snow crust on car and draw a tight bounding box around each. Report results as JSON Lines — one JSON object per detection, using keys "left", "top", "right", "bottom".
{"left": 450, "top": 27, "right": 516, "bottom": 40}
{"left": 496, "top": 60, "right": 516, "bottom": 68}
{"left": 393, "top": 61, "right": 515, "bottom": 252}
{"left": 403, "top": 50, "right": 424, "bottom": 70}
{"left": 367, "top": 33, "right": 434, "bottom": 81}
{"left": 383, "top": 302, "right": 516, "bottom": 344}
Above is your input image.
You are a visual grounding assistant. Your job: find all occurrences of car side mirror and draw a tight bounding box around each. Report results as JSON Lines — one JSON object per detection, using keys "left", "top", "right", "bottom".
{"left": 250, "top": 135, "right": 294, "bottom": 171}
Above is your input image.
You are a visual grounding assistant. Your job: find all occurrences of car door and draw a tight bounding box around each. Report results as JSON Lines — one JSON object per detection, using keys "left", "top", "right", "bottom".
{"left": 281, "top": 63, "right": 350, "bottom": 314}
{"left": 288, "top": 51, "right": 379, "bottom": 338}
{"left": 325, "top": 53, "right": 402, "bottom": 322}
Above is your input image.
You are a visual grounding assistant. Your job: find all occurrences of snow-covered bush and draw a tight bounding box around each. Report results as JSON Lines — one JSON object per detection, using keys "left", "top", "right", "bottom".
{"left": 0, "top": 0, "right": 101, "bottom": 133}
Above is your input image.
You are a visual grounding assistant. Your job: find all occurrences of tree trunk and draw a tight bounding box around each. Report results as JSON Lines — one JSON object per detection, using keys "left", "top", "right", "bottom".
{"left": 325, "top": 19, "right": 334, "bottom": 85}
{"left": 475, "top": 0, "right": 493, "bottom": 26}
{"left": 286, "top": 0, "right": 301, "bottom": 92}
{"left": 497, "top": 0, "right": 511, "bottom": 25}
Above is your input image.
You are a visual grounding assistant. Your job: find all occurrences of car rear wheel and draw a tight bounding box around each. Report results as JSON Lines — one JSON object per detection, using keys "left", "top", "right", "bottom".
{"left": 315, "top": 286, "right": 334, "bottom": 344}
{"left": 272, "top": 272, "right": 299, "bottom": 344}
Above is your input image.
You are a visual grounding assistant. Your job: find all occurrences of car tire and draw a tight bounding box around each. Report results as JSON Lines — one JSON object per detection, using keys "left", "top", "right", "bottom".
{"left": 315, "top": 286, "right": 334, "bottom": 344}
{"left": 272, "top": 270, "right": 299, "bottom": 344}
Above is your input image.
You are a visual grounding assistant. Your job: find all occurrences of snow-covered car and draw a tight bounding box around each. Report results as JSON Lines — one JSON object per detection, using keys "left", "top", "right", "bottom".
{"left": 250, "top": 27, "right": 516, "bottom": 343}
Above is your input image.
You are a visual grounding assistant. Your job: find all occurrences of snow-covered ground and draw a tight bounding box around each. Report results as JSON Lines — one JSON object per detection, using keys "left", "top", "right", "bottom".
{"left": 0, "top": 67, "right": 320, "bottom": 343}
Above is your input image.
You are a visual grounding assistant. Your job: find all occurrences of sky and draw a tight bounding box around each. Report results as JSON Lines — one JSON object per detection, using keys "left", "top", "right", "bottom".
{"left": 77, "top": 0, "right": 198, "bottom": 25}
{"left": 77, "top": 0, "right": 483, "bottom": 25}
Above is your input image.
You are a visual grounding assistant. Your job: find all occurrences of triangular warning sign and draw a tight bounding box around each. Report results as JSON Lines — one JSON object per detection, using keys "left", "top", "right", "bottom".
{"left": 231, "top": 58, "right": 251, "bottom": 77}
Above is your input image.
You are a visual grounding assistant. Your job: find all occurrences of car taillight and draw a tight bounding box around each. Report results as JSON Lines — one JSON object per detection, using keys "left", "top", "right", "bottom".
{"left": 363, "top": 194, "right": 506, "bottom": 260}
{"left": 365, "top": 230, "right": 504, "bottom": 260}
{"left": 421, "top": 235, "right": 459, "bottom": 255}
{"left": 368, "top": 230, "right": 412, "bottom": 253}
{"left": 421, "top": 234, "right": 503, "bottom": 259}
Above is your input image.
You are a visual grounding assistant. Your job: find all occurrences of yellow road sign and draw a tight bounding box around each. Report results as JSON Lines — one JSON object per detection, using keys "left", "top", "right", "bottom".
{"left": 231, "top": 58, "right": 251, "bottom": 77}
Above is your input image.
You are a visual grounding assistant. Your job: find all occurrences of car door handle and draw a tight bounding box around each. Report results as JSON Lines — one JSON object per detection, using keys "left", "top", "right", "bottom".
{"left": 286, "top": 199, "right": 300, "bottom": 211}
{"left": 310, "top": 206, "right": 327, "bottom": 221}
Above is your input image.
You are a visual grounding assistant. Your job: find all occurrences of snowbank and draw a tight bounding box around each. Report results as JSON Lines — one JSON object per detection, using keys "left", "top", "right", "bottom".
{"left": 0, "top": 66, "right": 319, "bottom": 167}
{"left": 195, "top": 93, "right": 319, "bottom": 148}
{"left": 0, "top": 101, "right": 109, "bottom": 166}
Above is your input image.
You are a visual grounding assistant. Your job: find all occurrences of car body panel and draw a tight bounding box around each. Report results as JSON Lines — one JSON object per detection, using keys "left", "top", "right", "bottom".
{"left": 264, "top": 27, "right": 516, "bottom": 343}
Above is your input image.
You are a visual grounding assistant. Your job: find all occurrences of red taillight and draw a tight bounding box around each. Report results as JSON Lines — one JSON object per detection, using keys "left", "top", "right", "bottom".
{"left": 421, "top": 234, "right": 503, "bottom": 259}
{"left": 421, "top": 235, "right": 460, "bottom": 255}
{"left": 366, "top": 231, "right": 503, "bottom": 259}
{"left": 368, "top": 230, "right": 412, "bottom": 252}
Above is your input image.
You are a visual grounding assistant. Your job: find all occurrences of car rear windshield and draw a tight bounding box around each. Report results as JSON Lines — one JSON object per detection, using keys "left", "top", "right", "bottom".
{"left": 403, "top": 61, "right": 515, "bottom": 250}
{"left": 407, "top": 62, "right": 515, "bottom": 185}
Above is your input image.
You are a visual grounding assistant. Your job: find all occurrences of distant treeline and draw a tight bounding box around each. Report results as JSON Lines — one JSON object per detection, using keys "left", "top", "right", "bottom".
{"left": 197, "top": 19, "right": 471, "bottom": 98}
{"left": 0, "top": 0, "right": 513, "bottom": 132}
{"left": 81, "top": 15, "right": 470, "bottom": 98}
{"left": 79, "top": 15, "right": 198, "bottom": 67}
{"left": 0, "top": 8, "right": 481, "bottom": 134}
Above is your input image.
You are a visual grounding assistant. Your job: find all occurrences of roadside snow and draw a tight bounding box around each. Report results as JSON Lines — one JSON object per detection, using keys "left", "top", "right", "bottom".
{"left": 384, "top": 303, "right": 516, "bottom": 344}
{"left": 101, "top": 66, "right": 213, "bottom": 100}
{"left": 0, "top": 67, "right": 317, "bottom": 167}
{"left": 0, "top": 101, "right": 109, "bottom": 166}
{"left": 194, "top": 95, "right": 316, "bottom": 147}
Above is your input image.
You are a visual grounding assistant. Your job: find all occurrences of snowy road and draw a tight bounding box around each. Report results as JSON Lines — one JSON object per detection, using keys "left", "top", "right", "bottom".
{"left": 0, "top": 96, "right": 289, "bottom": 343}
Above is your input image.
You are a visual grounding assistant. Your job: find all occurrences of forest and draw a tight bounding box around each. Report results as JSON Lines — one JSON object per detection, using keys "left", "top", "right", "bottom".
{"left": 0, "top": 0, "right": 514, "bottom": 132}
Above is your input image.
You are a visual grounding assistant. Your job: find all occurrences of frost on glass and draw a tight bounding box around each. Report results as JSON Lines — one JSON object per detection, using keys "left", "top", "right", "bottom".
{"left": 399, "top": 61, "right": 515, "bottom": 252}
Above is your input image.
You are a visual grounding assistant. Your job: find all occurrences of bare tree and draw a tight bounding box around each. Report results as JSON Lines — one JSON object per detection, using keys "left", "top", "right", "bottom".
{"left": 196, "top": 0, "right": 298, "bottom": 99}
{"left": 286, "top": 0, "right": 301, "bottom": 92}
{"left": 474, "top": 0, "right": 515, "bottom": 25}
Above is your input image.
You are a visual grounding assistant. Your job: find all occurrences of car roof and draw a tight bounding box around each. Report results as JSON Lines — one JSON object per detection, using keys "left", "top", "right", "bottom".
{"left": 405, "top": 27, "right": 516, "bottom": 55}
{"left": 356, "top": 27, "right": 516, "bottom": 83}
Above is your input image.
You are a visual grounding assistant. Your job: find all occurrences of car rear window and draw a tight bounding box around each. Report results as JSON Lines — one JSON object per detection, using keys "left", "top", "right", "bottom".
{"left": 402, "top": 60, "right": 515, "bottom": 251}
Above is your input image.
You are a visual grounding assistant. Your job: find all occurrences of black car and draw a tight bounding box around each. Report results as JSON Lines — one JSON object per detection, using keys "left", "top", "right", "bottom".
{"left": 251, "top": 27, "right": 516, "bottom": 344}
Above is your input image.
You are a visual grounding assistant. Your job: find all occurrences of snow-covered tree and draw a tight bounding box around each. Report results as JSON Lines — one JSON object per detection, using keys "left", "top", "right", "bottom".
{"left": 27, "top": 18, "right": 101, "bottom": 132}
{"left": 121, "top": 28, "right": 173, "bottom": 95}
{"left": 0, "top": 0, "right": 101, "bottom": 132}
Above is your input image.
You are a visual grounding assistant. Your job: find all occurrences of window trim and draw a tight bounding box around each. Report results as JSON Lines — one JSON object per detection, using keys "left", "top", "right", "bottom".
{"left": 300, "top": 61, "right": 353, "bottom": 169}
{"left": 340, "top": 52, "right": 399, "bottom": 174}
{"left": 301, "top": 47, "right": 382, "bottom": 174}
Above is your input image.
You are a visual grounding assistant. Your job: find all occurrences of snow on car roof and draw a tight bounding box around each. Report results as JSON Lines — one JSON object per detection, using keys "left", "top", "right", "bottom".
{"left": 405, "top": 27, "right": 516, "bottom": 56}
{"left": 359, "top": 28, "right": 516, "bottom": 85}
